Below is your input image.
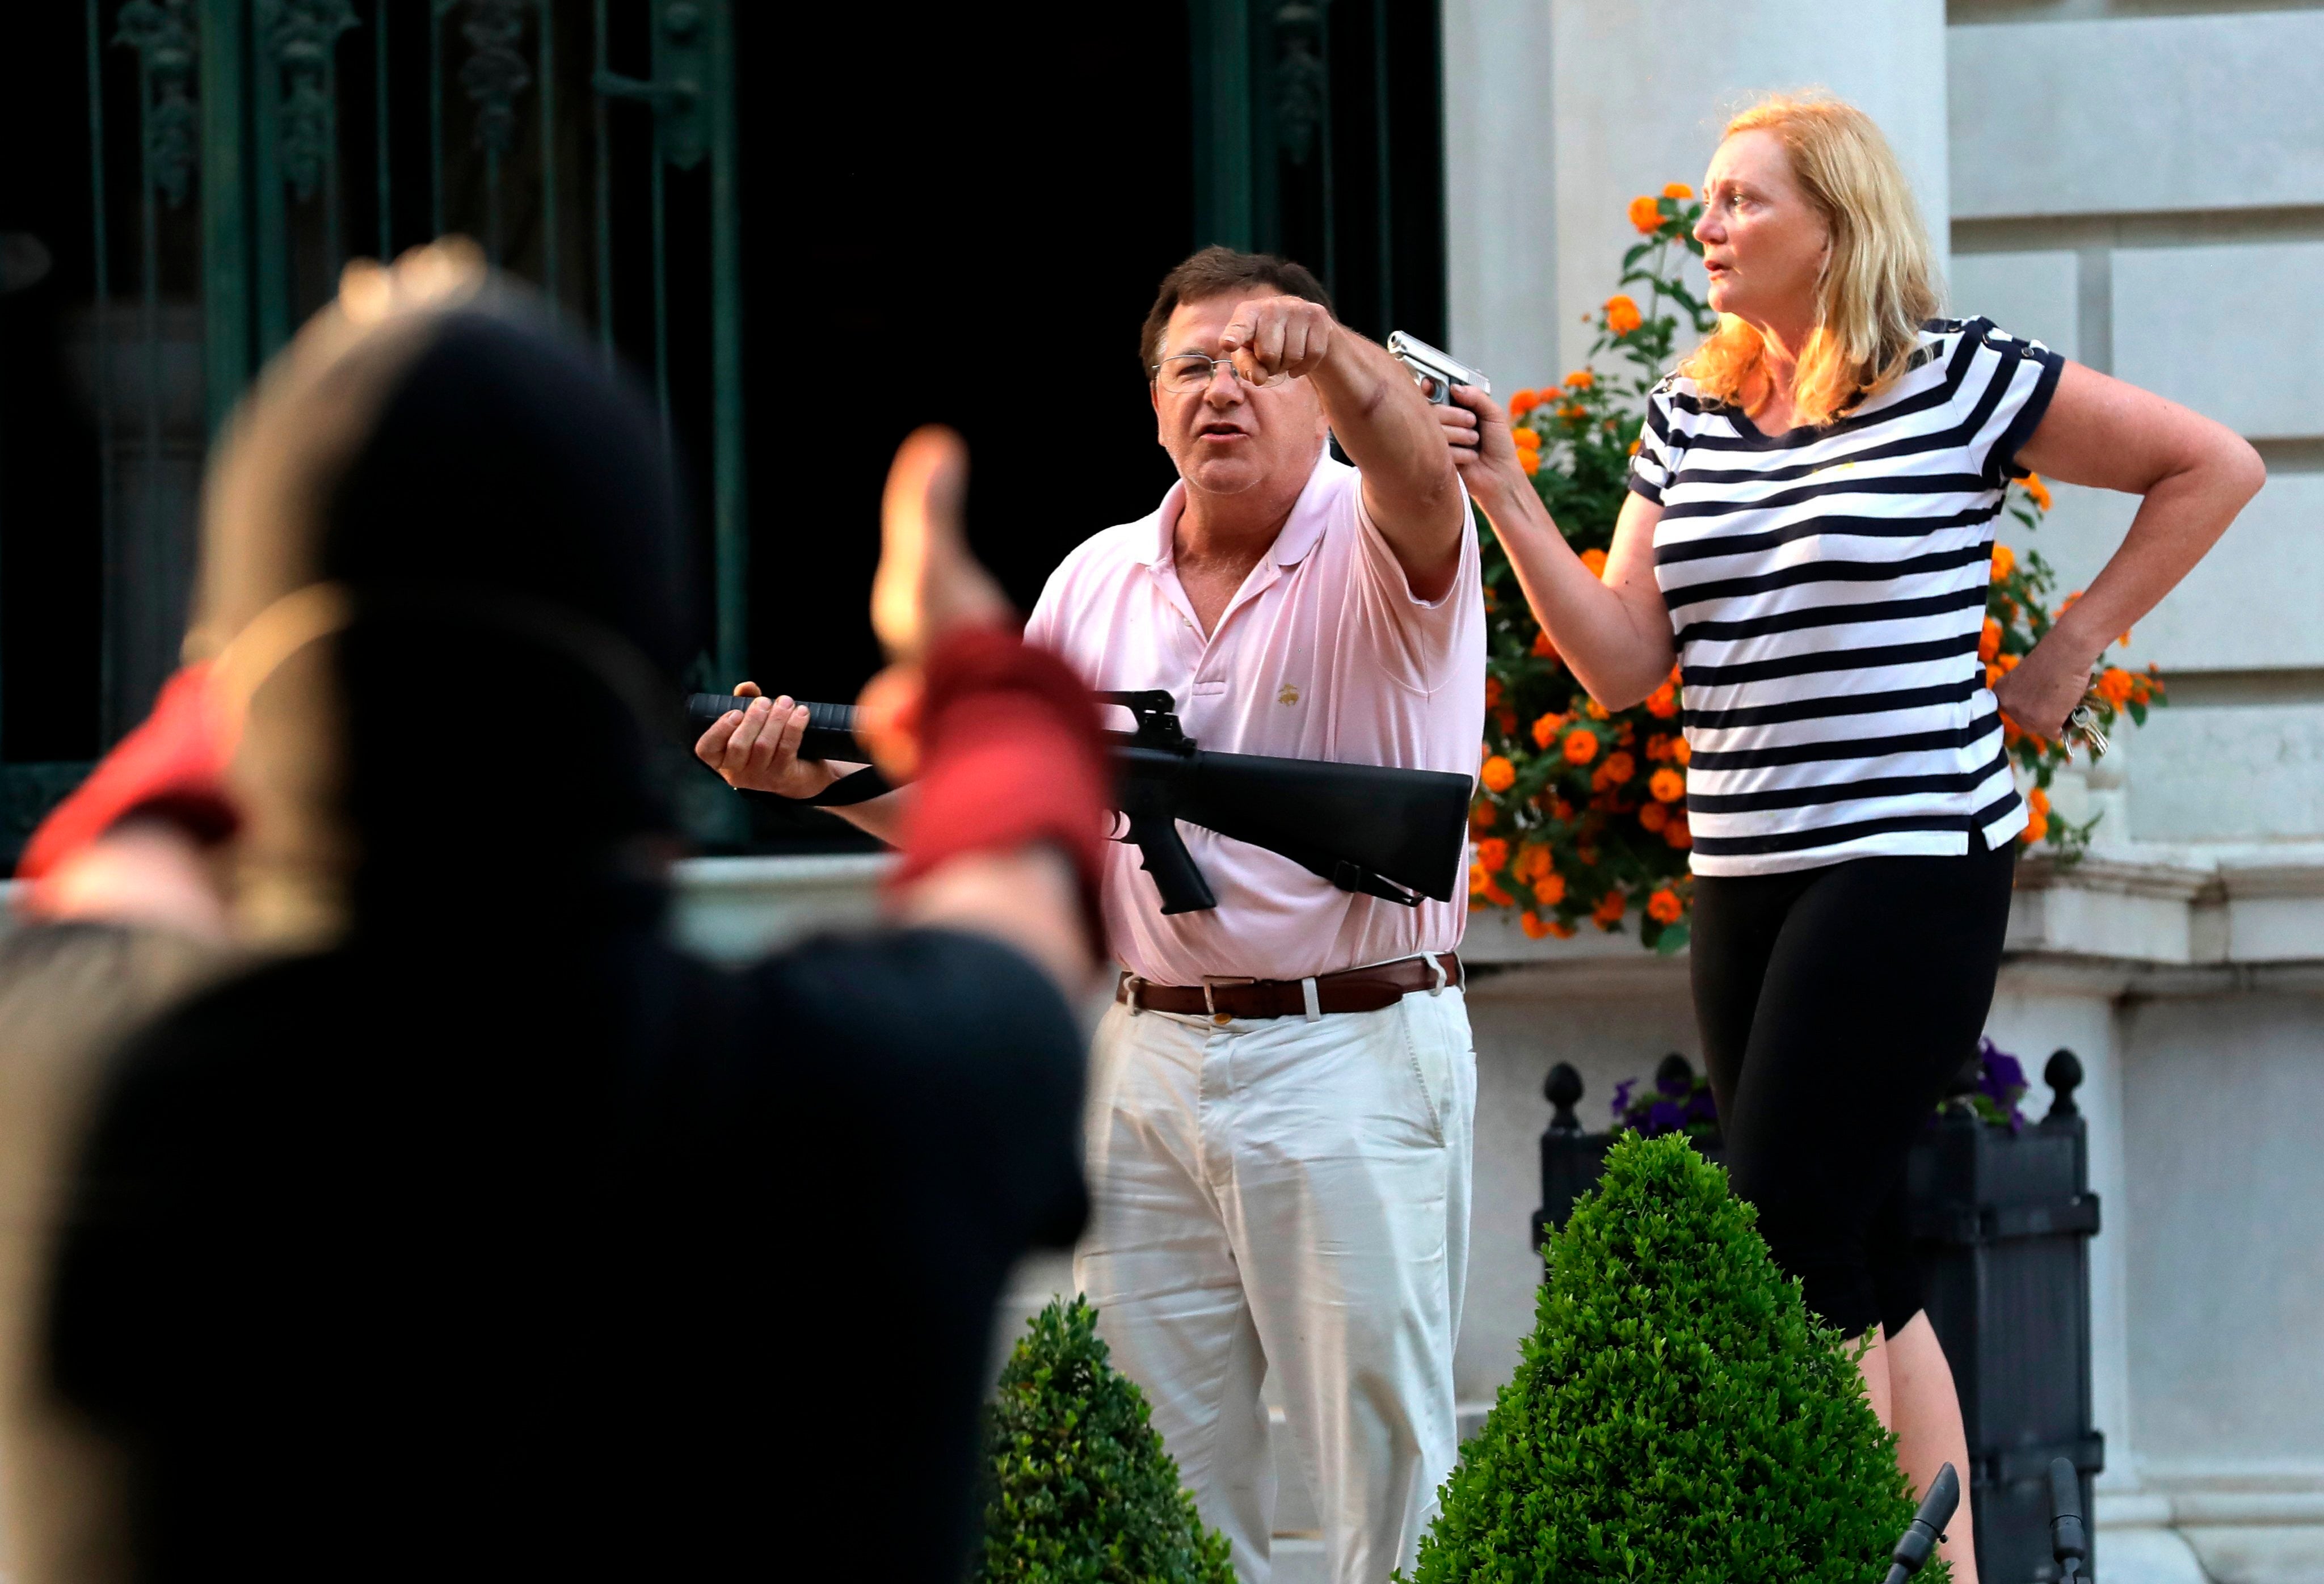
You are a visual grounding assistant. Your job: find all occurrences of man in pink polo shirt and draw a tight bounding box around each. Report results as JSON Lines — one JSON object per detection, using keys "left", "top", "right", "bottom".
{"left": 1046, "top": 246, "right": 1481, "bottom": 1584}
{"left": 697, "top": 247, "right": 1481, "bottom": 1583}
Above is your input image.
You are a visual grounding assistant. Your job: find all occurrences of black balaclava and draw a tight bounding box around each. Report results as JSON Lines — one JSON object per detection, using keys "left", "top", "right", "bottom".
{"left": 312, "top": 304, "right": 693, "bottom": 930}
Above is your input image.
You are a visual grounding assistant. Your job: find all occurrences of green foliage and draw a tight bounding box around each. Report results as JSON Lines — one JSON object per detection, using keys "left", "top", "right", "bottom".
{"left": 1406, "top": 1135, "right": 1945, "bottom": 1584}
{"left": 974, "top": 1296, "right": 1237, "bottom": 1584}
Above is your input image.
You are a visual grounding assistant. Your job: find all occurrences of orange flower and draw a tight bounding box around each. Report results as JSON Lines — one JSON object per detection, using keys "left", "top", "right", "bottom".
{"left": 1605, "top": 294, "right": 1642, "bottom": 336}
{"left": 1637, "top": 801, "right": 1670, "bottom": 833}
{"left": 1509, "top": 389, "right": 1540, "bottom": 418}
{"left": 1649, "top": 768, "right": 1685, "bottom": 803}
{"left": 1978, "top": 618, "right": 2002, "bottom": 663}
{"left": 1469, "top": 861, "right": 1491, "bottom": 898}
{"left": 1644, "top": 734, "right": 1673, "bottom": 761}
{"left": 1561, "top": 728, "right": 1599, "bottom": 765}
{"left": 1471, "top": 801, "right": 1497, "bottom": 832}
{"left": 2027, "top": 785, "right": 2051, "bottom": 818}
{"left": 1627, "top": 194, "right": 1663, "bottom": 233}
{"left": 1991, "top": 543, "right": 2015, "bottom": 583}
{"left": 1519, "top": 910, "right": 1551, "bottom": 940}
{"left": 1663, "top": 182, "right": 1694, "bottom": 200}
{"left": 1593, "top": 888, "right": 1628, "bottom": 929}
{"left": 2096, "top": 667, "right": 2134, "bottom": 707}
{"left": 1518, "top": 449, "right": 1542, "bottom": 476}
{"left": 1480, "top": 754, "right": 1516, "bottom": 793}
{"left": 1564, "top": 369, "right": 1595, "bottom": 390}
{"left": 1580, "top": 547, "right": 1609, "bottom": 579}
{"left": 1532, "top": 871, "right": 1566, "bottom": 907}
{"left": 2022, "top": 473, "right": 2053, "bottom": 513}
{"left": 1664, "top": 815, "right": 1693, "bottom": 850}
{"left": 1531, "top": 628, "right": 1558, "bottom": 660}
{"left": 1671, "top": 737, "right": 1692, "bottom": 767}
{"left": 1601, "top": 751, "right": 1637, "bottom": 785}
{"left": 1496, "top": 707, "right": 1517, "bottom": 736}
{"left": 1647, "top": 888, "right": 1683, "bottom": 925}
{"left": 1546, "top": 916, "right": 1577, "bottom": 939}
{"left": 1531, "top": 711, "right": 1567, "bottom": 749}
{"left": 1484, "top": 677, "right": 1503, "bottom": 707}
{"left": 1476, "top": 837, "right": 1509, "bottom": 873}
{"left": 1513, "top": 426, "right": 1542, "bottom": 452}
{"left": 1626, "top": 437, "right": 1642, "bottom": 457}
{"left": 1644, "top": 681, "right": 1679, "bottom": 718}
{"left": 1557, "top": 402, "right": 1588, "bottom": 422}
{"left": 2022, "top": 808, "right": 2049, "bottom": 846}
{"left": 1512, "top": 842, "right": 1550, "bottom": 883}
{"left": 1584, "top": 698, "right": 1610, "bottom": 721}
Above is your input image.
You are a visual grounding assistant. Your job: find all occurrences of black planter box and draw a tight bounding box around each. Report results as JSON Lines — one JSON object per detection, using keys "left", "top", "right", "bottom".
{"left": 1532, "top": 1053, "right": 2104, "bottom": 1584}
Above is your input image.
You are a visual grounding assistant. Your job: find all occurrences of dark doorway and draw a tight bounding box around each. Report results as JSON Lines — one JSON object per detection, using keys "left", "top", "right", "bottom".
{"left": 734, "top": 9, "right": 1194, "bottom": 717}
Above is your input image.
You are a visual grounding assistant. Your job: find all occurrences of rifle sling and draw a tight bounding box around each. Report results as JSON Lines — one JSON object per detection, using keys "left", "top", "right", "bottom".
{"left": 759, "top": 770, "right": 1428, "bottom": 907}
{"left": 806, "top": 767, "right": 894, "bottom": 807}
{"left": 736, "top": 766, "right": 894, "bottom": 811}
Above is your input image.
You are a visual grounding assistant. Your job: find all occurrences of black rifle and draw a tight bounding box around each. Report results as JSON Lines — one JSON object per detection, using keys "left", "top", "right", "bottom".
{"left": 1883, "top": 1463, "right": 1960, "bottom": 1584}
{"left": 687, "top": 689, "right": 1473, "bottom": 916}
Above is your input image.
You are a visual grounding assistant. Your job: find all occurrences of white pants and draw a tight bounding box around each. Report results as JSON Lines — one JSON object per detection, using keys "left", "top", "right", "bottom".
{"left": 1075, "top": 985, "right": 1476, "bottom": 1584}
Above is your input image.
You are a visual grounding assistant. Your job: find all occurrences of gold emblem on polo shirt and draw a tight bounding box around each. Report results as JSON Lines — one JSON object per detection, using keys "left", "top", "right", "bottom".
{"left": 1278, "top": 683, "right": 1301, "bottom": 705}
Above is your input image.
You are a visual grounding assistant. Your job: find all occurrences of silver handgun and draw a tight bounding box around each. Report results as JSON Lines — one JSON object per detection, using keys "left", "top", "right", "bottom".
{"left": 1387, "top": 331, "right": 1491, "bottom": 406}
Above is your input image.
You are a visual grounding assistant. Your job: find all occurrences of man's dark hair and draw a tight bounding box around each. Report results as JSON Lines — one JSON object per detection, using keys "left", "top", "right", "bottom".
{"left": 1139, "top": 246, "right": 1334, "bottom": 375}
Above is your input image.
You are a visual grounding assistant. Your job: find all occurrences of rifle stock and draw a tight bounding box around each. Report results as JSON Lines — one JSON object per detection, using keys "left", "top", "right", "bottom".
{"left": 687, "top": 691, "right": 1472, "bottom": 916}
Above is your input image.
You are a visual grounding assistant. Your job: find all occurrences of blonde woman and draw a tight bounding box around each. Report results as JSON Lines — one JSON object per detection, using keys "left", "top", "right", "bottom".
{"left": 1443, "top": 94, "right": 2261, "bottom": 1579}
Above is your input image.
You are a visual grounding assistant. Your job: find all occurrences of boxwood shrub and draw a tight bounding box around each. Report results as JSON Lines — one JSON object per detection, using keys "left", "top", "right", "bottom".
{"left": 1408, "top": 1132, "right": 1945, "bottom": 1582}
{"left": 974, "top": 1295, "right": 1236, "bottom": 1583}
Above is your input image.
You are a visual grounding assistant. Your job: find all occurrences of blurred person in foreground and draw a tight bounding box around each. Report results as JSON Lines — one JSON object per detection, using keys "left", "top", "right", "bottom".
{"left": 0, "top": 672, "right": 244, "bottom": 1584}
{"left": 700, "top": 247, "right": 1483, "bottom": 1584}
{"left": 24, "top": 242, "right": 1108, "bottom": 1581}
{"left": 1441, "top": 94, "right": 2262, "bottom": 1582}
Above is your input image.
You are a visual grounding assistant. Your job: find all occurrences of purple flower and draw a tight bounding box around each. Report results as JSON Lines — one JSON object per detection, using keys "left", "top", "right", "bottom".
{"left": 1682, "top": 1090, "right": 1719, "bottom": 1126}
{"left": 1645, "top": 1099, "right": 1684, "bottom": 1136}
{"left": 1611, "top": 1079, "right": 1636, "bottom": 1119}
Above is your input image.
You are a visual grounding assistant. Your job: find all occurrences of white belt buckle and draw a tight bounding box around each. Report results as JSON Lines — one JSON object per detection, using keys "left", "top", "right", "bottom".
{"left": 1123, "top": 974, "right": 1146, "bottom": 1016}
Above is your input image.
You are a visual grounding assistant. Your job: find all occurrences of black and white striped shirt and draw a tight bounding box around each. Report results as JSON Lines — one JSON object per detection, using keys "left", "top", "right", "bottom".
{"left": 1630, "top": 318, "right": 2062, "bottom": 876}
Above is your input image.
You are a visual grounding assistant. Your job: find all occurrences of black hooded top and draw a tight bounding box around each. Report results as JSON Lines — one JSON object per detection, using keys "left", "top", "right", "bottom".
{"left": 42, "top": 293, "right": 1085, "bottom": 1579}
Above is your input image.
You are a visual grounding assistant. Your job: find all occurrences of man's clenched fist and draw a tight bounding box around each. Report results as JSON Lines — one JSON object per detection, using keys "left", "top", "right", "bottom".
{"left": 1217, "top": 294, "right": 1337, "bottom": 386}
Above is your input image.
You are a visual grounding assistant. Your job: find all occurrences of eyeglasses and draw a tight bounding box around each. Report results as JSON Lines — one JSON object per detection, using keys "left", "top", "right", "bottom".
{"left": 1149, "top": 352, "right": 1295, "bottom": 395}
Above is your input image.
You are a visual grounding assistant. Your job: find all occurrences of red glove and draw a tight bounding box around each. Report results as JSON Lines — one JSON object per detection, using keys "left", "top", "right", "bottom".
{"left": 886, "top": 627, "right": 1111, "bottom": 958}
{"left": 18, "top": 664, "right": 239, "bottom": 886}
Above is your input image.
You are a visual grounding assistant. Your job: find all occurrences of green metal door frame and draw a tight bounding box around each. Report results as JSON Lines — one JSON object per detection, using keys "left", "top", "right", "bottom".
{"left": 189, "top": 0, "right": 746, "bottom": 690}
{"left": 1184, "top": 0, "right": 1446, "bottom": 346}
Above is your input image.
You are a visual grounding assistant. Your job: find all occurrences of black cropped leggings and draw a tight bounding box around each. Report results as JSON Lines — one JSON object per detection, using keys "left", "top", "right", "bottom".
{"left": 1690, "top": 835, "right": 2018, "bottom": 1338}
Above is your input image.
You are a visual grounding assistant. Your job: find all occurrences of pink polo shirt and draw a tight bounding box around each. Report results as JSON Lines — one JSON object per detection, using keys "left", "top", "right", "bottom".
{"left": 1025, "top": 450, "right": 1483, "bottom": 985}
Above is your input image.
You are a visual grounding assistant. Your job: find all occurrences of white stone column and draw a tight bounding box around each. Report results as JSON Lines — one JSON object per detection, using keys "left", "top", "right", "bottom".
{"left": 1546, "top": 0, "right": 1951, "bottom": 380}
{"left": 1440, "top": 1, "right": 1561, "bottom": 391}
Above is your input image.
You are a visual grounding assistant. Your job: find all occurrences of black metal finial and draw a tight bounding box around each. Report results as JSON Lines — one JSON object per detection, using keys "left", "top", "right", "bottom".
{"left": 1654, "top": 1052, "right": 1695, "bottom": 1096}
{"left": 2045, "top": 1049, "right": 2084, "bottom": 1120}
{"left": 1546, "top": 1062, "right": 1583, "bottom": 1135}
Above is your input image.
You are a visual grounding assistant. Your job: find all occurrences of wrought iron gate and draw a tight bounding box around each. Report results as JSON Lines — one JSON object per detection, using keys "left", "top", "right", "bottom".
{"left": 6, "top": 0, "right": 742, "bottom": 853}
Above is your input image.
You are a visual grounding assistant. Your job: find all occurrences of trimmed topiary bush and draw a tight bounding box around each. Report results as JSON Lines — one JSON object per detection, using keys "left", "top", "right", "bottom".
{"left": 1409, "top": 1132, "right": 1946, "bottom": 1583}
{"left": 974, "top": 1295, "right": 1236, "bottom": 1583}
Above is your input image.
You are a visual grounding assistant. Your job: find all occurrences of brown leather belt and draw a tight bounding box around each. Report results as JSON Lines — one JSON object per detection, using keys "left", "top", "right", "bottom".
{"left": 1115, "top": 953, "right": 1464, "bottom": 1022}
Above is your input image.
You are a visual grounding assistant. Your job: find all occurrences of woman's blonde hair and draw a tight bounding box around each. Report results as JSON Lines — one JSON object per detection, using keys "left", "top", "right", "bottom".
{"left": 1679, "top": 93, "right": 1940, "bottom": 428}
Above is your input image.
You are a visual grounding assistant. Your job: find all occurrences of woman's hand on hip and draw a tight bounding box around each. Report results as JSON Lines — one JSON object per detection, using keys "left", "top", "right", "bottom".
{"left": 1993, "top": 630, "right": 2100, "bottom": 742}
